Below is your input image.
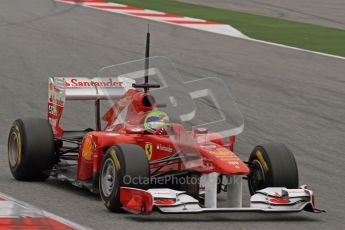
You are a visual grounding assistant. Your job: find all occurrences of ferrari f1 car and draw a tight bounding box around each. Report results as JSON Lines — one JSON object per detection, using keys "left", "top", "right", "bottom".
{"left": 7, "top": 33, "right": 323, "bottom": 215}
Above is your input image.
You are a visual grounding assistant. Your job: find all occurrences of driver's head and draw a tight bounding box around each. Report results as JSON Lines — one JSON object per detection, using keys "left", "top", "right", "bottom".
{"left": 144, "top": 110, "right": 169, "bottom": 134}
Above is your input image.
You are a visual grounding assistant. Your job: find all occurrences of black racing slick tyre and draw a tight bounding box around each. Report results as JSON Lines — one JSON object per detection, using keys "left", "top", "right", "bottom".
{"left": 7, "top": 118, "right": 55, "bottom": 181}
{"left": 99, "top": 144, "right": 150, "bottom": 212}
{"left": 248, "top": 143, "right": 299, "bottom": 195}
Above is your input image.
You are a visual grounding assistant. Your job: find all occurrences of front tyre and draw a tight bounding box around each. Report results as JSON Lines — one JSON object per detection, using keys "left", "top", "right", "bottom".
{"left": 248, "top": 143, "right": 299, "bottom": 195}
{"left": 99, "top": 144, "right": 150, "bottom": 212}
{"left": 7, "top": 118, "right": 55, "bottom": 181}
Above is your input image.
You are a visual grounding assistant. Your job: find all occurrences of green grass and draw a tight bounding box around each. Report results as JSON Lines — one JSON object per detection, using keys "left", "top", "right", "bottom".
{"left": 110, "top": 0, "right": 345, "bottom": 57}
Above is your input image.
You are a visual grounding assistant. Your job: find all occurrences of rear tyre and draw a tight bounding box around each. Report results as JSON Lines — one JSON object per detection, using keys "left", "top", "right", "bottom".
{"left": 99, "top": 144, "right": 150, "bottom": 212}
{"left": 7, "top": 118, "right": 55, "bottom": 181}
{"left": 248, "top": 143, "right": 299, "bottom": 195}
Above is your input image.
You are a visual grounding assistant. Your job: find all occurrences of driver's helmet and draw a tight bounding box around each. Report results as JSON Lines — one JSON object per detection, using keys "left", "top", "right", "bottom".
{"left": 144, "top": 110, "right": 169, "bottom": 133}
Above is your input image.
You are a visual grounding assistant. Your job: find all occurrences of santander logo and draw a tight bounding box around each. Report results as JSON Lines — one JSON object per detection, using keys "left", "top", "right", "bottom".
{"left": 65, "top": 78, "right": 124, "bottom": 88}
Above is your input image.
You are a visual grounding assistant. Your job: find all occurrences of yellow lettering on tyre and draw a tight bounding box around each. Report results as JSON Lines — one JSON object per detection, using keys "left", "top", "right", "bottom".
{"left": 15, "top": 126, "right": 22, "bottom": 166}
{"left": 256, "top": 150, "right": 269, "bottom": 172}
{"left": 110, "top": 149, "right": 121, "bottom": 171}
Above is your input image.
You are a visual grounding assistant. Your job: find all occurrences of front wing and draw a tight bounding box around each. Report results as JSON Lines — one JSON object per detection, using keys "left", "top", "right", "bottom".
{"left": 120, "top": 186, "right": 323, "bottom": 214}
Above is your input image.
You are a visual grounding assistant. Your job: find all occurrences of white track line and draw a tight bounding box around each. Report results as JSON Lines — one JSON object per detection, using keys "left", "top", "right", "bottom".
{"left": 248, "top": 38, "right": 345, "bottom": 60}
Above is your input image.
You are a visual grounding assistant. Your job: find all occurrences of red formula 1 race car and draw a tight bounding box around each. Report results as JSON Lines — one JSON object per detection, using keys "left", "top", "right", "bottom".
{"left": 7, "top": 33, "right": 323, "bottom": 215}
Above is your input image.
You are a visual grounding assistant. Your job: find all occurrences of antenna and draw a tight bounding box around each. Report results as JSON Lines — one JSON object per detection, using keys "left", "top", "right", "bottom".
{"left": 132, "top": 25, "right": 160, "bottom": 93}
{"left": 144, "top": 25, "right": 150, "bottom": 92}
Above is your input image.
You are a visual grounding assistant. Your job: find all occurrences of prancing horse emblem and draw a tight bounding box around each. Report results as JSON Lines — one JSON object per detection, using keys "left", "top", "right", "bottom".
{"left": 145, "top": 143, "right": 153, "bottom": 160}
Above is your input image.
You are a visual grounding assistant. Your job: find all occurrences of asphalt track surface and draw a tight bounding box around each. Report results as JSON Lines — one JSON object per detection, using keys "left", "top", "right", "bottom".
{"left": 180, "top": 0, "right": 345, "bottom": 30}
{"left": 0, "top": 0, "right": 345, "bottom": 229}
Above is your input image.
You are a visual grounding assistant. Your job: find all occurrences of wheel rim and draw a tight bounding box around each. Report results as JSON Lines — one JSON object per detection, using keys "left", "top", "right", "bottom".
{"left": 249, "top": 159, "right": 266, "bottom": 193}
{"left": 8, "top": 132, "right": 19, "bottom": 167}
{"left": 101, "top": 158, "right": 116, "bottom": 197}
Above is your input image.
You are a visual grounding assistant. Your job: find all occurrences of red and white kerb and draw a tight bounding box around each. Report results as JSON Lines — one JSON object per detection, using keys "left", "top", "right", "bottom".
{"left": 0, "top": 193, "right": 88, "bottom": 230}
{"left": 57, "top": 0, "right": 247, "bottom": 38}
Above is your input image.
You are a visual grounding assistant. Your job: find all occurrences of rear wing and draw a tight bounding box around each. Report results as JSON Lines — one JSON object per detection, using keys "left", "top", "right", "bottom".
{"left": 48, "top": 77, "right": 135, "bottom": 137}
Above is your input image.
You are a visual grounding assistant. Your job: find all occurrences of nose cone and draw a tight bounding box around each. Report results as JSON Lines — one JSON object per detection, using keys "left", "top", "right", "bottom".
{"left": 200, "top": 146, "right": 250, "bottom": 175}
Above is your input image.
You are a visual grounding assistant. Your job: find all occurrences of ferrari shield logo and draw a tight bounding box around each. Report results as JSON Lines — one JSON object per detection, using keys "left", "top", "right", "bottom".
{"left": 145, "top": 143, "right": 153, "bottom": 160}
